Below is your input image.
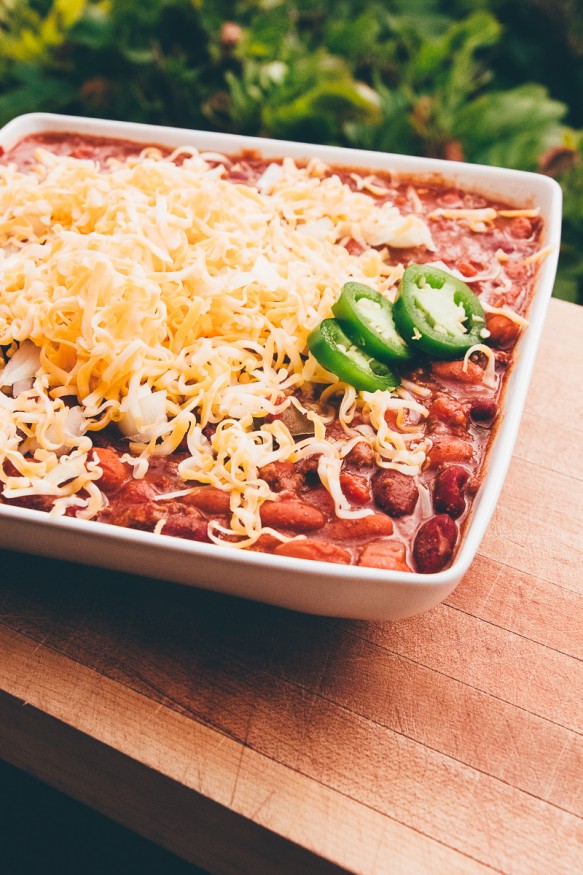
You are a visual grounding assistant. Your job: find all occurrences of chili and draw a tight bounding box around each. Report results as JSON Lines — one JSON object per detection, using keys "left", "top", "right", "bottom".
{"left": 0, "top": 132, "right": 544, "bottom": 575}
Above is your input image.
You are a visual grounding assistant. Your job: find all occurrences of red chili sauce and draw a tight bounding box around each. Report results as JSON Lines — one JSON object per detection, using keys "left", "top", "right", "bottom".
{"left": 0, "top": 133, "right": 543, "bottom": 573}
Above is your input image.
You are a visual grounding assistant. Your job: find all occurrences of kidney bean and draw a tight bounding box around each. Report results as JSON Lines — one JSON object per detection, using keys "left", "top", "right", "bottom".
{"left": 93, "top": 447, "right": 128, "bottom": 492}
{"left": 433, "top": 465, "right": 469, "bottom": 518}
{"left": 431, "top": 359, "right": 484, "bottom": 384}
{"left": 428, "top": 393, "right": 468, "bottom": 429}
{"left": 2, "top": 459, "right": 19, "bottom": 478}
{"left": 273, "top": 539, "right": 352, "bottom": 564}
{"left": 486, "top": 313, "right": 520, "bottom": 348}
{"left": 469, "top": 397, "right": 498, "bottom": 424}
{"left": 250, "top": 532, "right": 282, "bottom": 553}
{"left": 427, "top": 436, "right": 473, "bottom": 468}
{"left": 302, "top": 485, "right": 335, "bottom": 515}
{"left": 357, "top": 539, "right": 411, "bottom": 571}
{"left": 340, "top": 471, "right": 372, "bottom": 505}
{"left": 345, "top": 238, "right": 365, "bottom": 257}
{"left": 260, "top": 499, "right": 326, "bottom": 532}
{"left": 326, "top": 513, "right": 393, "bottom": 541}
{"left": 413, "top": 514, "right": 458, "bottom": 573}
{"left": 345, "top": 440, "right": 375, "bottom": 467}
{"left": 183, "top": 486, "right": 231, "bottom": 514}
{"left": 116, "top": 478, "right": 157, "bottom": 504}
{"left": 372, "top": 469, "right": 418, "bottom": 517}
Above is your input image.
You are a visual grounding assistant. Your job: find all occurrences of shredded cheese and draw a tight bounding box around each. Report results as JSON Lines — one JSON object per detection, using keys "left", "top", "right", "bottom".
{"left": 497, "top": 208, "right": 540, "bottom": 218}
{"left": 462, "top": 344, "right": 497, "bottom": 388}
{"left": 0, "top": 145, "right": 436, "bottom": 543}
{"left": 524, "top": 246, "right": 552, "bottom": 266}
{"left": 428, "top": 207, "right": 498, "bottom": 232}
{"left": 482, "top": 302, "right": 530, "bottom": 328}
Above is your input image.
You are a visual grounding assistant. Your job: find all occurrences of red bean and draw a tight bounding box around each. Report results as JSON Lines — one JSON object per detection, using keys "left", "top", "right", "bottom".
{"left": 344, "top": 238, "right": 365, "bottom": 256}
{"left": 250, "top": 532, "right": 282, "bottom": 553}
{"left": 372, "top": 469, "right": 418, "bottom": 517}
{"left": 433, "top": 465, "right": 469, "bottom": 518}
{"left": 413, "top": 514, "right": 458, "bottom": 573}
{"left": 427, "top": 436, "right": 473, "bottom": 468}
{"left": 470, "top": 397, "right": 498, "bottom": 424}
{"left": 358, "top": 539, "right": 411, "bottom": 571}
{"left": 486, "top": 313, "right": 520, "bottom": 348}
{"left": 183, "top": 486, "right": 231, "bottom": 514}
{"left": 3, "top": 459, "right": 20, "bottom": 477}
{"left": 93, "top": 447, "right": 128, "bottom": 492}
{"left": 428, "top": 393, "right": 468, "bottom": 429}
{"left": 273, "top": 539, "right": 352, "bottom": 564}
{"left": 340, "top": 471, "right": 372, "bottom": 505}
{"left": 260, "top": 499, "right": 326, "bottom": 532}
{"left": 302, "top": 486, "right": 335, "bottom": 515}
{"left": 326, "top": 513, "right": 393, "bottom": 541}
{"left": 116, "top": 478, "right": 157, "bottom": 503}
{"left": 431, "top": 360, "right": 484, "bottom": 384}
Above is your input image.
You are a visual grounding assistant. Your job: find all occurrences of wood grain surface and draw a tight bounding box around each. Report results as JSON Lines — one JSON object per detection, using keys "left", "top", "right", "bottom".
{"left": 0, "top": 298, "right": 582, "bottom": 875}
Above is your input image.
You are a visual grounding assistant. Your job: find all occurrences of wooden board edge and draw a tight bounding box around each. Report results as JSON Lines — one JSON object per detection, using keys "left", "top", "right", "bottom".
{"left": 0, "top": 624, "right": 497, "bottom": 875}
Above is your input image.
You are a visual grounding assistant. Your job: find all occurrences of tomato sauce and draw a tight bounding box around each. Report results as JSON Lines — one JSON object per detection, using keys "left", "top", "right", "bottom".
{"left": 0, "top": 133, "right": 543, "bottom": 572}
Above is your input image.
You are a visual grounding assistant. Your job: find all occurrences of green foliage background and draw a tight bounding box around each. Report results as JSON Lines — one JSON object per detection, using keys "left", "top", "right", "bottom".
{"left": 1, "top": 0, "right": 582, "bottom": 303}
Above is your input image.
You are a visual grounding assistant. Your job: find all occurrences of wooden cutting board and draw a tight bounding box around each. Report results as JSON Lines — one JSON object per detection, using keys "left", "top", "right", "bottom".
{"left": 0, "top": 297, "right": 581, "bottom": 874}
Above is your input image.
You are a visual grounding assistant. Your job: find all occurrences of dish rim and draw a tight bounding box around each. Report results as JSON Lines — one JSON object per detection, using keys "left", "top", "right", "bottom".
{"left": 0, "top": 112, "right": 563, "bottom": 618}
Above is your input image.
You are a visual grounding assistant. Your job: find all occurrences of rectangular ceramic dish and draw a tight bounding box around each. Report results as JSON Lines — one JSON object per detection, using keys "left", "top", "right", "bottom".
{"left": 0, "top": 112, "right": 562, "bottom": 619}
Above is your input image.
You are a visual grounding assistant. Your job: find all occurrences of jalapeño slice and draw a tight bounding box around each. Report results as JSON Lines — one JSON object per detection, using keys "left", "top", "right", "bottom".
{"left": 332, "top": 282, "right": 412, "bottom": 364}
{"left": 307, "top": 319, "right": 400, "bottom": 393}
{"left": 393, "top": 264, "right": 486, "bottom": 359}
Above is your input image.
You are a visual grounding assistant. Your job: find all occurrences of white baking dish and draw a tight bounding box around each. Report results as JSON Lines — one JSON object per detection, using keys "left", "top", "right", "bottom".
{"left": 0, "top": 112, "right": 562, "bottom": 619}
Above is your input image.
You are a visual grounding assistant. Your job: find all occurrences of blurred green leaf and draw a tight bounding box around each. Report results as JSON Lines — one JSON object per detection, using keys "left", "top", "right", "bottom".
{"left": 0, "top": 0, "right": 581, "bottom": 303}
{"left": 453, "top": 84, "right": 567, "bottom": 170}
{"left": 325, "top": 11, "right": 382, "bottom": 60}
{"left": 0, "top": 66, "right": 76, "bottom": 125}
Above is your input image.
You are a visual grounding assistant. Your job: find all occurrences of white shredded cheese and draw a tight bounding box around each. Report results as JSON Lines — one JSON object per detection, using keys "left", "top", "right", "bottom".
{"left": 481, "top": 302, "right": 530, "bottom": 328}
{"left": 428, "top": 207, "right": 497, "bottom": 232}
{"left": 462, "top": 344, "right": 497, "bottom": 388}
{"left": 524, "top": 246, "right": 552, "bottom": 266}
{"left": 497, "top": 208, "right": 540, "bottom": 218}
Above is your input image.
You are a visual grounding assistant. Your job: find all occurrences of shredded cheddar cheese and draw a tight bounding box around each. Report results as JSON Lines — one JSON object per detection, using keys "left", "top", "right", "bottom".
{"left": 463, "top": 344, "right": 497, "bottom": 388}
{"left": 482, "top": 302, "right": 530, "bottom": 328}
{"left": 0, "top": 145, "right": 436, "bottom": 543}
{"left": 428, "top": 207, "right": 498, "bottom": 232}
{"left": 524, "top": 246, "right": 552, "bottom": 266}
